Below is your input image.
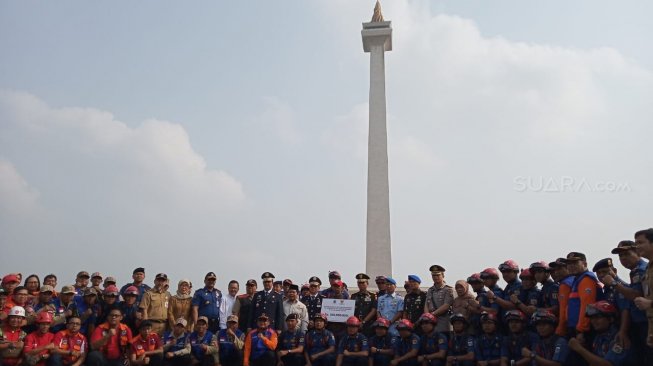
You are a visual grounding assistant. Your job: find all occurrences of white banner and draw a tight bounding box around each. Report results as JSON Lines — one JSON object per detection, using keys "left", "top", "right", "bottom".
{"left": 321, "top": 299, "right": 356, "bottom": 323}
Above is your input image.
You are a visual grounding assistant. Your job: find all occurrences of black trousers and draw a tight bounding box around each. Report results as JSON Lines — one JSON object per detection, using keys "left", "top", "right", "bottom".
{"left": 250, "top": 351, "right": 276, "bottom": 366}
{"left": 280, "top": 353, "right": 305, "bottom": 366}
{"left": 162, "top": 354, "right": 192, "bottom": 366}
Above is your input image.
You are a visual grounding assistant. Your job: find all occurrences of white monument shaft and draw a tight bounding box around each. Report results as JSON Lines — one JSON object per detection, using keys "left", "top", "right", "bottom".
{"left": 362, "top": 4, "right": 393, "bottom": 280}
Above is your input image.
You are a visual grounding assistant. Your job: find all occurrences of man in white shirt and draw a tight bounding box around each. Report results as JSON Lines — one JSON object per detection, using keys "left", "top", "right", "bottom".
{"left": 219, "top": 280, "right": 239, "bottom": 329}
{"left": 282, "top": 285, "right": 309, "bottom": 332}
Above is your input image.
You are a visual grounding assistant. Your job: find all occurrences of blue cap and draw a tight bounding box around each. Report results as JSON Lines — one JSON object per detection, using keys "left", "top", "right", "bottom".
{"left": 407, "top": 275, "right": 421, "bottom": 284}
{"left": 385, "top": 277, "right": 397, "bottom": 285}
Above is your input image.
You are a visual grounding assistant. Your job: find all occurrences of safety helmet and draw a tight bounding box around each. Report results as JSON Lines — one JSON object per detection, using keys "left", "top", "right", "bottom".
{"left": 418, "top": 313, "right": 437, "bottom": 324}
{"left": 466, "top": 273, "right": 483, "bottom": 284}
{"left": 586, "top": 301, "right": 617, "bottom": 317}
{"left": 480, "top": 312, "right": 498, "bottom": 324}
{"left": 372, "top": 318, "right": 391, "bottom": 328}
{"left": 480, "top": 268, "right": 499, "bottom": 279}
{"left": 346, "top": 316, "right": 361, "bottom": 327}
{"left": 450, "top": 313, "right": 469, "bottom": 325}
{"left": 396, "top": 319, "right": 413, "bottom": 331}
{"left": 36, "top": 311, "right": 53, "bottom": 323}
{"left": 498, "top": 260, "right": 520, "bottom": 272}
{"left": 504, "top": 310, "right": 527, "bottom": 323}
{"left": 9, "top": 306, "right": 26, "bottom": 318}
{"left": 519, "top": 269, "right": 534, "bottom": 279}
{"left": 531, "top": 310, "right": 557, "bottom": 325}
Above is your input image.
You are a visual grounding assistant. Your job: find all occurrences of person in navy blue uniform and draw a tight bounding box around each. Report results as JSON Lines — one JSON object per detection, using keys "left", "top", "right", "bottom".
{"left": 523, "top": 310, "right": 568, "bottom": 366}
{"left": 277, "top": 313, "right": 305, "bottom": 366}
{"left": 305, "top": 313, "right": 336, "bottom": 366}
{"left": 392, "top": 319, "right": 419, "bottom": 366}
{"left": 608, "top": 240, "right": 651, "bottom": 364}
{"left": 192, "top": 272, "right": 223, "bottom": 334}
{"left": 335, "top": 316, "right": 368, "bottom": 366}
{"left": 509, "top": 269, "right": 541, "bottom": 327}
{"left": 162, "top": 317, "right": 191, "bottom": 366}
{"left": 218, "top": 314, "right": 245, "bottom": 366}
{"left": 301, "top": 277, "right": 325, "bottom": 330}
{"left": 250, "top": 272, "right": 284, "bottom": 332}
{"left": 70, "top": 287, "right": 100, "bottom": 337}
{"left": 474, "top": 312, "right": 501, "bottom": 365}
{"left": 500, "top": 310, "right": 537, "bottom": 366}
{"left": 368, "top": 318, "right": 396, "bottom": 366}
{"left": 478, "top": 268, "right": 502, "bottom": 317}
{"left": 488, "top": 260, "right": 522, "bottom": 328}
{"left": 416, "top": 313, "right": 446, "bottom": 366}
{"left": 120, "top": 267, "right": 151, "bottom": 306}
{"left": 322, "top": 272, "right": 350, "bottom": 300}
{"left": 529, "top": 261, "right": 559, "bottom": 316}
{"left": 466, "top": 273, "right": 485, "bottom": 336}
{"left": 568, "top": 301, "right": 633, "bottom": 366}
{"left": 592, "top": 258, "right": 631, "bottom": 351}
{"left": 119, "top": 285, "right": 141, "bottom": 334}
{"left": 403, "top": 276, "right": 426, "bottom": 327}
{"left": 445, "top": 313, "right": 474, "bottom": 366}
{"left": 188, "top": 316, "right": 219, "bottom": 366}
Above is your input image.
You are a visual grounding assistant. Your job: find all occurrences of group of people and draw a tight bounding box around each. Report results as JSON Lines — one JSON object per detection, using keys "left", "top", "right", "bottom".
{"left": 1, "top": 228, "right": 653, "bottom": 366}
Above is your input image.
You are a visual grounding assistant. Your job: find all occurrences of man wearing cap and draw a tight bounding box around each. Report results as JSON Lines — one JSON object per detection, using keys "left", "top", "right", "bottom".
{"left": 424, "top": 265, "right": 454, "bottom": 334}
{"left": 51, "top": 286, "right": 77, "bottom": 333}
{"left": 283, "top": 284, "right": 309, "bottom": 333}
{"left": 592, "top": 258, "right": 631, "bottom": 354}
{"left": 33, "top": 285, "right": 57, "bottom": 318}
{"left": 162, "top": 317, "right": 192, "bottom": 366}
{"left": 188, "top": 316, "right": 219, "bottom": 366}
{"left": 233, "top": 279, "right": 257, "bottom": 333}
{"left": 103, "top": 277, "right": 117, "bottom": 292}
{"left": 633, "top": 228, "right": 653, "bottom": 355}
{"left": 120, "top": 267, "right": 151, "bottom": 306}
{"left": 140, "top": 273, "right": 172, "bottom": 336}
{"left": 250, "top": 272, "right": 284, "bottom": 332}
{"left": 119, "top": 286, "right": 141, "bottom": 334}
{"left": 278, "top": 313, "right": 306, "bottom": 366}
{"left": 244, "top": 314, "right": 278, "bottom": 366}
{"left": 322, "top": 271, "right": 350, "bottom": 300}
{"left": 70, "top": 287, "right": 100, "bottom": 337}
{"left": 304, "top": 313, "right": 336, "bottom": 366}
{"left": 219, "top": 280, "right": 239, "bottom": 330}
{"left": 1, "top": 274, "right": 20, "bottom": 299}
{"left": 376, "top": 278, "right": 404, "bottom": 337}
{"left": 97, "top": 285, "right": 121, "bottom": 325}
{"left": 548, "top": 258, "right": 574, "bottom": 337}
{"left": 402, "top": 276, "right": 425, "bottom": 328}
{"left": 168, "top": 279, "right": 193, "bottom": 332}
{"left": 565, "top": 252, "right": 602, "bottom": 337}
{"left": 217, "top": 314, "right": 245, "bottom": 366}
{"left": 73, "top": 271, "right": 90, "bottom": 297}
{"left": 301, "top": 276, "right": 325, "bottom": 329}
{"left": 90, "top": 273, "right": 103, "bottom": 296}
{"left": 606, "top": 239, "right": 650, "bottom": 364}
{"left": 350, "top": 273, "right": 377, "bottom": 337}
{"left": 192, "top": 272, "right": 223, "bottom": 334}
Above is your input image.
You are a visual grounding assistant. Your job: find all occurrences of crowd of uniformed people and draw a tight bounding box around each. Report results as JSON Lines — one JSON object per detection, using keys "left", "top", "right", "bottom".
{"left": 1, "top": 228, "right": 653, "bottom": 366}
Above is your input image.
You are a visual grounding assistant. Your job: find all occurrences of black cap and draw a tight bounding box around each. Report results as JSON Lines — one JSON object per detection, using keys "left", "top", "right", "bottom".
{"left": 592, "top": 258, "right": 614, "bottom": 272}
{"left": 611, "top": 240, "right": 637, "bottom": 254}
{"left": 355, "top": 273, "right": 370, "bottom": 281}
{"left": 205, "top": 272, "right": 217, "bottom": 280}
{"left": 246, "top": 279, "right": 257, "bottom": 286}
{"left": 287, "top": 284, "right": 299, "bottom": 292}
{"left": 133, "top": 267, "right": 145, "bottom": 274}
{"left": 308, "top": 276, "right": 322, "bottom": 285}
{"left": 261, "top": 272, "right": 275, "bottom": 280}
{"left": 286, "top": 313, "right": 299, "bottom": 321}
{"left": 548, "top": 258, "right": 567, "bottom": 268}
{"left": 564, "top": 252, "right": 587, "bottom": 262}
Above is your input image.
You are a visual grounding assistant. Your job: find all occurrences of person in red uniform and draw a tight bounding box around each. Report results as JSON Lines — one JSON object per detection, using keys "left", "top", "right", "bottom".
{"left": 23, "top": 311, "right": 56, "bottom": 366}
{"left": 88, "top": 306, "right": 133, "bottom": 366}
{"left": 0, "top": 306, "right": 27, "bottom": 366}
{"left": 51, "top": 315, "right": 88, "bottom": 366}
{"left": 130, "top": 320, "right": 163, "bottom": 366}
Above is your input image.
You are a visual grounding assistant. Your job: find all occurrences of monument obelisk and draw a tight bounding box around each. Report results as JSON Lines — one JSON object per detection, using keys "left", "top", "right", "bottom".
{"left": 362, "top": 1, "right": 392, "bottom": 281}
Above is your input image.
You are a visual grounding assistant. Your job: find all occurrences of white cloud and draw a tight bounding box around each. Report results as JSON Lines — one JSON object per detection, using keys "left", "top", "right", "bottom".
{"left": 0, "top": 158, "right": 41, "bottom": 218}
{"left": 260, "top": 96, "right": 303, "bottom": 144}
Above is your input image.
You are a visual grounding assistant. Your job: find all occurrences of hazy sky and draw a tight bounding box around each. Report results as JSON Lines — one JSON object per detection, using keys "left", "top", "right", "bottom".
{"left": 1, "top": 1, "right": 651, "bottom": 290}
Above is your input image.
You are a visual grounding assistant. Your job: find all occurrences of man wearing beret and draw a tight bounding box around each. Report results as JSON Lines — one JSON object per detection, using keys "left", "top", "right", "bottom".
{"left": 402, "top": 275, "right": 425, "bottom": 327}
{"left": 120, "top": 267, "right": 151, "bottom": 306}
{"left": 249, "top": 272, "right": 284, "bottom": 332}
{"left": 350, "top": 273, "right": 377, "bottom": 337}
{"left": 424, "top": 265, "right": 454, "bottom": 333}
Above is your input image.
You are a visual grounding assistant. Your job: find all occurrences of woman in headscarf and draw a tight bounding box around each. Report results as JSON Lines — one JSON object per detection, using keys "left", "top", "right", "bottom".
{"left": 451, "top": 280, "right": 479, "bottom": 322}
{"left": 168, "top": 279, "right": 194, "bottom": 332}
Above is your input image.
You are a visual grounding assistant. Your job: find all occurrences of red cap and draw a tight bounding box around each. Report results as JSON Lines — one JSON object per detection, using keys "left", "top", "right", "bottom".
{"left": 519, "top": 269, "right": 534, "bottom": 279}
{"left": 418, "top": 313, "right": 437, "bottom": 324}
{"left": 499, "top": 260, "right": 520, "bottom": 272}
{"left": 36, "top": 311, "right": 53, "bottom": 323}
{"left": 2, "top": 274, "right": 20, "bottom": 285}
{"left": 333, "top": 280, "right": 344, "bottom": 287}
{"left": 396, "top": 319, "right": 414, "bottom": 330}
{"left": 104, "top": 285, "right": 119, "bottom": 296}
{"left": 480, "top": 268, "right": 499, "bottom": 279}
{"left": 123, "top": 286, "right": 139, "bottom": 296}
{"left": 346, "top": 316, "right": 361, "bottom": 326}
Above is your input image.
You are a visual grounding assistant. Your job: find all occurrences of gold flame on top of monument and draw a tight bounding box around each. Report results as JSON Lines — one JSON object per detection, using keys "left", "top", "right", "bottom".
{"left": 371, "top": 0, "right": 384, "bottom": 22}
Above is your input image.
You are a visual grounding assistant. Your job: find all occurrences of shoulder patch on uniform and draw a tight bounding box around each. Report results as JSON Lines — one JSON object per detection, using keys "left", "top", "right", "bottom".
{"left": 552, "top": 293, "right": 558, "bottom": 299}
{"left": 584, "top": 288, "right": 592, "bottom": 294}
{"left": 632, "top": 275, "right": 640, "bottom": 283}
